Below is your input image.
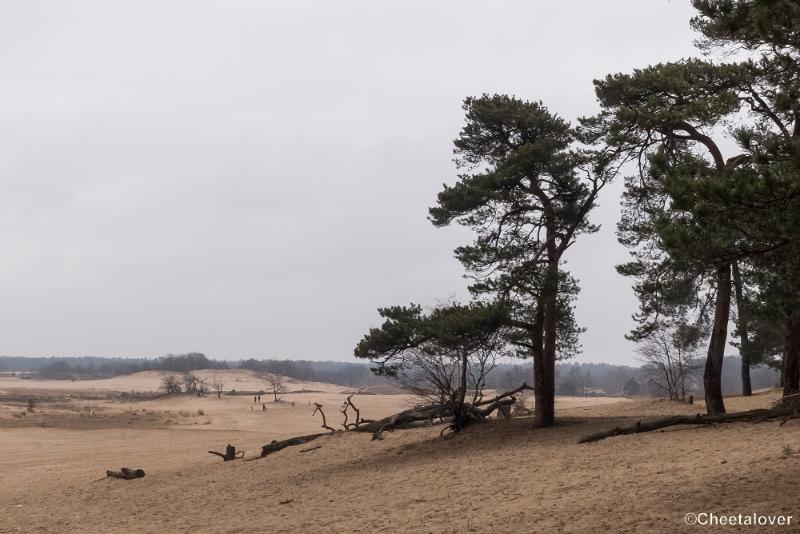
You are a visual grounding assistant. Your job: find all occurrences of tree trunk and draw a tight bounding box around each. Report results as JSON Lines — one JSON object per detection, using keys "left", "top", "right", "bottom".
{"left": 535, "top": 255, "right": 558, "bottom": 428}
{"left": 783, "top": 312, "right": 800, "bottom": 396}
{"left": 532, "top": 297, "right": 548, "bottom": 427}
{"left": 780, "top": 355, "right": 786, "bottom": 388}
{"left": 451, "top": 351, "right": 470, "bottom": 431}
{"left": 704, "top": 263, "right": 731, "bottom": 415}
{"left": 732, "top": 261, "right": 752, "bottom": 396}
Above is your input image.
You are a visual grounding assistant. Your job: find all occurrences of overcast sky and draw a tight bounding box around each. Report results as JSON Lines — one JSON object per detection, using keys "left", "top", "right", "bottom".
{"left": 0, "top": 1, "right": 706, "bottom": 365}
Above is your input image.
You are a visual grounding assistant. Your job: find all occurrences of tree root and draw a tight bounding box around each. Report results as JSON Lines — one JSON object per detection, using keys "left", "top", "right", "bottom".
{"left": 578, "top": 406, "right": 800, "bottom": 444}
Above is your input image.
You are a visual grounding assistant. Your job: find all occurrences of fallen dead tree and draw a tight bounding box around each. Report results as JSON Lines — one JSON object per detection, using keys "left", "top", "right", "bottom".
{"left": 579, "top": 403, "right": 800, "bottom": 444}
{"left": 254, "top": 384, "right": 533, "bottom": 458}
{"left": 355, "top": 384, "right": 531, "bottom": 436}
{"left": 353, "top": 403, "right": 451, "bottom": 435}
{"left": 258, "top": 402, "right": 440, "bottom": 457}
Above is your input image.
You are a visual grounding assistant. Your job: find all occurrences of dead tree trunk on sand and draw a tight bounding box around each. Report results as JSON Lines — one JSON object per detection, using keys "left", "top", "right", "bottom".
{"left": 261, "top": 433, "right": 332, "bottom": 457}
{"left": 253, "top": 385, "right": 533, "bottom": 459}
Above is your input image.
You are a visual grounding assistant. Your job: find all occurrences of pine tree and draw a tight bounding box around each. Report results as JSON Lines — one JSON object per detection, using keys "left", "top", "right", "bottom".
{"left": 429, "top": 95, "right": 614, "bottom": 427}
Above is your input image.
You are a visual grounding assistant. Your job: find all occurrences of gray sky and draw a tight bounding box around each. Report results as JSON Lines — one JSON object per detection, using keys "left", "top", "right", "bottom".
{"left": 0, "top": 1, "right": 703, "bottom": 365}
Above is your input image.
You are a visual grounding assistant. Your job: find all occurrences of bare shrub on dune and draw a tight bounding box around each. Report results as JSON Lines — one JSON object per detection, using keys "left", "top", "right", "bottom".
{"left": 211, "top": 377, "right": 225, "bottom": 398}
{"left": 161, "top": 374, "right": 182, "bottom": 395}
{"left": 636, "top": 325, "right": 702, "bottom": 402}
{"left": 182, "top": 372, "right": 200, "bottom": 395}
{"left": 266, "top": 374, "right": 287, "bottom": 401}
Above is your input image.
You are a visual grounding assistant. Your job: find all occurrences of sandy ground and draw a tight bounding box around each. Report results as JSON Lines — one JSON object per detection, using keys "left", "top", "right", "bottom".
{"left": 1, "top": 371, "right": 798, "bottom": 533}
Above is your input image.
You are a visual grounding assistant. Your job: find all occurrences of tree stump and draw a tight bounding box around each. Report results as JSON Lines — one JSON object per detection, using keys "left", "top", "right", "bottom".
{"left": 208, "top": 444, "right": 244, "bottom": 461}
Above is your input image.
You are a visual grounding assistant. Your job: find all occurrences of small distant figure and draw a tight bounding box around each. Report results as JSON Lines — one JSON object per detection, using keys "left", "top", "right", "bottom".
{"left": 253, "top": 395, "right": 257, "bottom": 403}
{"left": 687, "top": 394, "right": 694, "bottom": 405}
{"left": 262, "top": 403, "right": 267, "bottom": 412}
{"left": 250, "top": 406, "right": 254, "bottom": 412}
{"left": 258, "top": 395, "right": 261, "bottom": 403}
{"left": 291, "top": 401, "right": 295, "bottom": 408}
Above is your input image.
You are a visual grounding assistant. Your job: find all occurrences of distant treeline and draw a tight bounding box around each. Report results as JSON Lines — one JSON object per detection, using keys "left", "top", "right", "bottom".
{"left": 467, "top": 358, "right": 777, "bottom": 397}
{"left": 0, "top": 353, "right": 225, "bottom": 379}
{"left": 0, "top": 354, "right": 779, "bottom": 395}
{"left": 237, "top": 358, "right": 386, "bottom": 387}
{"left": 550, "top": 357, "right": 778, "bottom": 397}
{"left": 486, "top": 362, "right": 646, "bottom": 397}
{"left": 0, "top": 353, "right": 387, "bottom": 387}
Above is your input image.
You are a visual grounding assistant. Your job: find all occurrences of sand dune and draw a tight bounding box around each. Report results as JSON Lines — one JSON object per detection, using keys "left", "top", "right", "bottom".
{"left": 2, "top": 374, "right": 795, "bottom": 533}
{"left": 0, "top": 369, "right": 347, "bottom": 396}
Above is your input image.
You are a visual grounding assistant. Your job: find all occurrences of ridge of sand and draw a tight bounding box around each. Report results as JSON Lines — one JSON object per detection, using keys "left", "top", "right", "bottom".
{"left": 0, "top": 368, "right": 347, "bottom": 396}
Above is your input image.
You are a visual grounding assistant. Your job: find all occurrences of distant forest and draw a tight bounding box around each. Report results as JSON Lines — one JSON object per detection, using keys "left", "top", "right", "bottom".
{"left": 0, "top": 353, "right": 385, "bottom": 388}
{"left": 0, "top": 353, "right": 778, "bottom": 397}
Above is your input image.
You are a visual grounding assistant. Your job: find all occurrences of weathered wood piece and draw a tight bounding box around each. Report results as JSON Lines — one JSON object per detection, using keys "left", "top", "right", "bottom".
{"left": 261, "top": 433, "right": 331, "bottom": 458}
{"left": 208, "top": 444, "right": 244, "bottom": 461}
{"left": 106, "top": 467, "right": 145, "bottom": 480}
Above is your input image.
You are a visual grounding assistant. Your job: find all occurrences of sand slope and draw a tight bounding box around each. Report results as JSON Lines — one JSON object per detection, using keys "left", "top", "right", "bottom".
{"left": 2, "top": 374, "right": 797, "bottom": 533}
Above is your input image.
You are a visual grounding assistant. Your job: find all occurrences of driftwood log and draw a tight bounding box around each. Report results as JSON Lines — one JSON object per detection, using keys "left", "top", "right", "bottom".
{"left": 208, "top": 444, "right": 244, "bottom": 461}
{"left": 261, "top": 432, "right": 331, "bottom": 457}
{"left": 579, "top": 404, "right": 800, "bottom": 444}
{"left": 106, "top": 467, "right": 145, "bottom": 480}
